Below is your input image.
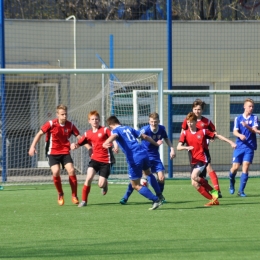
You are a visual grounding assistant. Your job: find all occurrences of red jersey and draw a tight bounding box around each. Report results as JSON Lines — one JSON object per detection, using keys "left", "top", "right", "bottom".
{"left": 41, "top": 118, "right": 80, "bottom": 155}
{"left": 78, "top": 126, "right": 115, "bottom": 164}
{"left": 179, "top": 128, "right": 215, "bottom": 165}
{"left": 182, "top": 116, "right": 216, "bottom": 150}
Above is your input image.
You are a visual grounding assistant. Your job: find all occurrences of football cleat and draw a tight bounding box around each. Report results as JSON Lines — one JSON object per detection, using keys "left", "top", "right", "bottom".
{"left": 120, "top": 198, "right": 128, "bottom": 205}
{"left": 78, "top": 201, "right": 87, "bottom": 207}
{"left": 218, "top": 191, "right": 223, "bottom": 198}
{"left": 149, "top": 199, "right": 162, "bottom": 210}
{"left": 204, "top": 198, "right": 219, "bottom": 207}
{"left": 72, "top": 196, "right": 79, "bottom": 205}
{"left": 158, "top": 194, "right": 165, "bottom": 201}
{"left": 58, "top": 193, "right": 64, "bottom": 206}
{"left": 237, "top": 191, "right": 246, "bottom": 197}
{"left": 229, "top": 187, "right": 235, "bottom": 195}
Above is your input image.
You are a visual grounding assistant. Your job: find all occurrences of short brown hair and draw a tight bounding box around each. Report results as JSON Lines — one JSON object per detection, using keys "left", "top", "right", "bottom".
{"left": 192, "top": 99, "right": 206, "bottom": 110}
{"left": 106, "top": 115, "right": 121, "bottom": 126}
{"left": 56, "top": 104, "right": 67, "bottom": 112}
{"left": 149, "top": 112, "right": 159, "bottom": 120}
{"left": 244, "top": 98, "right": 254, "bottom": 105}
{"left": 88, "top": 110, "right": 100, "bottom": 120}
{"left": 186, "top": 112, "right": 197, "bottom": 122}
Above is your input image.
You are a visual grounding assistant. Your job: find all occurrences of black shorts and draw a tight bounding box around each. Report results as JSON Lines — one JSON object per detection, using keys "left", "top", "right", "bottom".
{"left": 88, "top": 159, "right": 113, "bottom": 179}
{"left": 190, "top": 161, "right": 207, "bottom": 174}
{"left": 204, "top": 149, "right": 211, "bottom": 164}
{"left": 199, "top": 150, "right": 211, "bottom": 178}
{"left": 47, "top": 154, "right": 73, "bottom": 169}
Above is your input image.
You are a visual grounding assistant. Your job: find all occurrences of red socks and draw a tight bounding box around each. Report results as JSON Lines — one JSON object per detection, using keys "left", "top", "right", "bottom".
{"left": 197, "top": 186, "right": 212, "bottom": 200}
{"left": 69, "top": 175, "right": 78, "bottom": 197}
{"left": 209, "top": 171, "right": 220, "bottom": 191}
{"left": 199, "top": 177, "right": 213, "bottom": 192}
{"left": 82, "top": 185, "right": 91, "bottom": 202}
{"left": 53, "top": 176, "right": 63, "bottom": 194}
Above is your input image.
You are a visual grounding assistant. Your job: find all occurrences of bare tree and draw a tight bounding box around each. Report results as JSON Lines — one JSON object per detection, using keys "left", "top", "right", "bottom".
{"left": 4, "top": 0, "right": 260, "bottom": 20}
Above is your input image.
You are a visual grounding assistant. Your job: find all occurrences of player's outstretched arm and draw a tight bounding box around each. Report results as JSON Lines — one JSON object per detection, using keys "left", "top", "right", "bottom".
{"left": 233, "top": 129, "right": 246, "bottom": 141}
{"left": 164, "top": 138, "right": 176, "bottom": 159}
{"left": 112, "top": 141, "right": 119, "bottom": 154}
{"left": 215, "top": 134, "right": 236, "bottom": 149}
{"left": 103, "top": 134, "right": 117, "bottom": 148}
{"left": 28, "top": 130, "right": 44, "bottom": 156}
{"left": 141, "top": 134, "right": 162, "bottom": 146}
{"left": 177, "top": 142, "right": 193, "bottom": 151}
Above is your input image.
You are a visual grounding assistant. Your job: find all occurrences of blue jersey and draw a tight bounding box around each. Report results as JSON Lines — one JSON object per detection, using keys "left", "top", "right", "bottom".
{"left": 112, "top": 125, "right": 147, "bottom": 165}
{"left": 233, "top": 114, "right": 258, "bottom": 150}
{"left": 140, "top": 125, "right": 168, "bottom": 159}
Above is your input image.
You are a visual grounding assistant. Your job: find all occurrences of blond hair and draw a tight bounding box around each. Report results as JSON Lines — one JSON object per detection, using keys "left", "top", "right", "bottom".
{"left": 56, "top": 104, "right": 67, "bottom": 112}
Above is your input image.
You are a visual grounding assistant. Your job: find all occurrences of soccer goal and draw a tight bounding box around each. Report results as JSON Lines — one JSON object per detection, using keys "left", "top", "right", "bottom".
{"left": 133, "top": 88, "right": 260, "bottom": 178}
{"left": 0, "top": 68, "right": 163, "bottom": 185}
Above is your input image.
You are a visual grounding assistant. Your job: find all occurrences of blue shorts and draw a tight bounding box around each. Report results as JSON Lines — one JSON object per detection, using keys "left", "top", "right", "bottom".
{"left": 128, "top": 157, "right": 151, "bottom": 180}
{"left": 232, "top": 148, "right": 254, "bottom": 164}
{"left": 150, "top": 158, "right": 165, "bottom": 173}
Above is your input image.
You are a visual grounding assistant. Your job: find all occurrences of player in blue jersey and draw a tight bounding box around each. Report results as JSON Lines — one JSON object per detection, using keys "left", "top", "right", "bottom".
{"left": 229, "top": 98, "right": 259, "bottom": 197}
{"left": 103, "top": 115, "right": 164, "bottom": 210}
{"left": 119, "top": 112, "right": 176, "bottom": 204}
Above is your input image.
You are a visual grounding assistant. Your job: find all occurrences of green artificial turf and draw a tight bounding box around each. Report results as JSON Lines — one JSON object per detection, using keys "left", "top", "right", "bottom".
{"left": 1, "top": 178, "right": 260, "bottom": 260}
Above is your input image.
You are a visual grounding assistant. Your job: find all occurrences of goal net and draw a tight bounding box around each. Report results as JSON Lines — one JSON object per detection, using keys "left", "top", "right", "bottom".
{"left": 0, "top": 68, "right": 163, "bottom": 185}
{"left": 133, "top": 89, "right": 260, "bottom": 179}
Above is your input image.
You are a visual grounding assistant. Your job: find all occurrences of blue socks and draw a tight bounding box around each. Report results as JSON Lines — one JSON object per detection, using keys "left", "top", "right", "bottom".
{"left": 229, "top": 172, "right": 236, "bottom": 188}
{"left": 122, "top": 182, "right": 134, "bottom": 201}
{"left": 158, "top": 181, "right": 164, "bottom": 193}
{"left": 239, "top": 173, "right": 249, "bottom": 193}
{"left": 138, "top": 186, "right": 158, "bottom": 201}
{"left": 147, "top": 174, "right": 161, "bottom": 195}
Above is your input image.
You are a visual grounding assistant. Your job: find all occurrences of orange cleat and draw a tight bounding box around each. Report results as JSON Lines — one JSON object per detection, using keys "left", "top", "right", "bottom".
{"left": 72, "top": 196, "right": 79, "bottom": 205}
{"left": 58, "top": 193, "right": 64, "bottom": 206}
{"left": 204, "top": 198, "right": 219, "bottom": 207}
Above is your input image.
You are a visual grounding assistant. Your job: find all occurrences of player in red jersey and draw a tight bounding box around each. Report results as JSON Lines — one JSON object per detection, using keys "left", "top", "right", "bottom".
{"left": 71, "top": 110, "right": 118, "bottom": 207}
{"left": 177, "top": 112, "right": 236, "bottom": 206}
{"left": 28, "top": 104, "right": 81, "bottom": 206}
{"left": 182, "top": 99, "right": 223, "bottom": 198}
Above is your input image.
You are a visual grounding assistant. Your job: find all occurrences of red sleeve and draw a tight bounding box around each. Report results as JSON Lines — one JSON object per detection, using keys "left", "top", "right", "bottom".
{"left": 208, "top": 120, "right": 216, "bottom": 132}
{"left": 41, "top": 121, "right": 51, "bottom": 134}
{"left": 105, "top": 127, "right": 111, "bottom": 137}
{"left": 181, "top": 119, "right": 188, "bottom": 130}
{"left": 205, "top": 129, "right": 215, "bottom": 139}
{"left": 77, "top": 132, "right": 89, "bottom": 146}
{"left": 179, "top": 131, "right": 186, "bottom": 143}
{"left": 72, "top": 124, "right": 80, "bottom": 137}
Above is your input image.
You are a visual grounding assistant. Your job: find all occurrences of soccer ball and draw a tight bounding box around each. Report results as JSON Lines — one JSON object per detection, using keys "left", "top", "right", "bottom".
{"left": 140, "top": 178, "right": 149, "bottom": 187}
